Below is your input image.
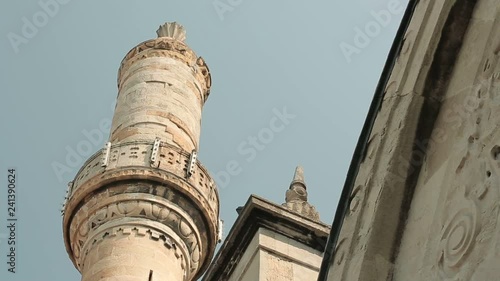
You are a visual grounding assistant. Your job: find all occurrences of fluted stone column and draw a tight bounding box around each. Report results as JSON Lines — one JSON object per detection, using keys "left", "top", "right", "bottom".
{"left": 62, "top": 22, "right": 219, "bottom": 281}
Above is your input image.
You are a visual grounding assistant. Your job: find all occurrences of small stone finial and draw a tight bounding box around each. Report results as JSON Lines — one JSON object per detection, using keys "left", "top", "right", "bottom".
{"left": 291, "top": 166, "right": 306, "bottom": 188}
{"left": 156, "top": 22, "right": 186, "bottom": 42}
{"left": 282, "top": 166, "right": 320, "bottom": 221}
{"left": 286, "top": 166, "right": 308, "bottom": 202}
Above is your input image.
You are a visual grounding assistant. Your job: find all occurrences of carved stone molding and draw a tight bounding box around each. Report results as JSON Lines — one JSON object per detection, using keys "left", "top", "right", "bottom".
{"left": 117, "top": 38, "right": 211, "bottom": 101}
{"left": 156, "top": 22, "right": 186, "bottom": 42}
{"left": 434, "top": 51, "right": 500, "bottom": 279}
{"left": 437, "top": 187, "right": 480, "bottom": 278}
{"left": 66, "top": 184, "right": 213, "bottom": 274}
{"left": 79, "top": 219, "right": 193, "bottom": 280}
{"left": 66, "top": 140, "right": 219, "bottom": 223}
{"left": 63, "top": 140, "right": 219, "bottom": 280}
{"left": 65, "top": 166, "right": 218, "bottom": 237}
{"left": 71, "top": 197, "right": 202, "bottom": 272}
{"left": 81, "top": 224, "right": 189, "bottom": 273}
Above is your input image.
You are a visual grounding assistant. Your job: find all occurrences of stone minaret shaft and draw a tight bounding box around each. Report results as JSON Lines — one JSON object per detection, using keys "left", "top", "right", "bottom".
{"left": 62, "top": 22, "right": 219, "bottom": 281}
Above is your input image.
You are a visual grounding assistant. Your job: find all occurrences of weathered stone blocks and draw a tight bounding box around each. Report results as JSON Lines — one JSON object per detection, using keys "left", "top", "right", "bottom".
{"left": 63, "top": 22, "right": 218, "bottom": 281}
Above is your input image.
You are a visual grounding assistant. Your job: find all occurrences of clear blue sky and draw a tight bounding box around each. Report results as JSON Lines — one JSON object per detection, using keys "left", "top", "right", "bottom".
{"left": 0, "top": 0, "right": 407, "bottom": 280}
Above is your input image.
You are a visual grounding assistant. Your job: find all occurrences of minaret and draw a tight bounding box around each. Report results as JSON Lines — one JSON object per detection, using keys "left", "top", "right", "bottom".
{"left": 62, "top": 22, "right": 219, "bottom": 281}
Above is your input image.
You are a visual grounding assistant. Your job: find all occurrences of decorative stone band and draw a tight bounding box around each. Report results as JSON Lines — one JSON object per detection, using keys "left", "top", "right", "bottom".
{"left": 63, "top": 140, "right": 219, "bottom": 279}
{"left": 66, "top": 140, "right": 219, "bottom": 222}
{"left": 71, "top": 193, "right": 203, "bottom": 276}
{"left": 282, "top": 200, "right": 320, "bottom": 221}
{"left": 80, "top": 219, "right": 191, "bottom": 280}
{"left": 117, "top": 37, "right": 211, "bottom": 102}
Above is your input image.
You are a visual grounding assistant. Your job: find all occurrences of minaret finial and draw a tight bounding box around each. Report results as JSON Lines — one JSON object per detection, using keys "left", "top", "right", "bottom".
{"left": 156, "top": 22, "right": 186, "bottom": 42}
{"left": 282, "top": 165, "right": 320, "bottom": 221}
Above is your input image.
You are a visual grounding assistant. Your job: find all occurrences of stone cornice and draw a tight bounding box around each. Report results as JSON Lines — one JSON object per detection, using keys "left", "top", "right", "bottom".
{"left": 202, "top": 195, "right": 330, "bottom": 281}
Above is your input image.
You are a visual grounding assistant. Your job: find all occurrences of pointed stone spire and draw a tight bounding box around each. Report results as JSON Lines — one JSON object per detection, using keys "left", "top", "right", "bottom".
{"left": 286, "top": 166, "right": 308, "bottom": 202}
{"left": 292, "top": 166, "right": 306, "bottom": 187}
{"left": 282, "top": 166, "right": 320, "bottom": 221}
{"left": 156, "top": 22, "right": 186, "bottom": 42}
